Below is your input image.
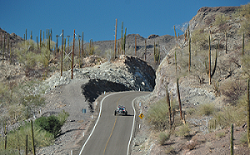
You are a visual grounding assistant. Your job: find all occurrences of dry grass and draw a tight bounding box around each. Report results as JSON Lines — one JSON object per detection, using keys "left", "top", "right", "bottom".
{"left": 216, "top": 131, "right": 226, "bottom": 139}
{"left": 158, "top": 132, "right": 170, "bottom": 145}
{"left": 175, "top": 124, "right": 191, "bottom": 137}
{"left": 197, "top": 103, "right": 216, "bottom": 116}
{"left": 145, "top": 98, "right": 170, "bottom": 130}
{"left": 219, "top": 79, "right": 246, "bottom": 105}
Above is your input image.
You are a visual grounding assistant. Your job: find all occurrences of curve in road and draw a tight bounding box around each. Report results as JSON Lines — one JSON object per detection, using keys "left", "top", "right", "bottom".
{"left": 79, "top": 91, "right": 149, "bottom": 155}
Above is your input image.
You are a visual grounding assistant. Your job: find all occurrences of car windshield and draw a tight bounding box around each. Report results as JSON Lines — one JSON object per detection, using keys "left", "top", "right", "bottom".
{"left": 119, "top": 107, "right": 124, "bottom": 110}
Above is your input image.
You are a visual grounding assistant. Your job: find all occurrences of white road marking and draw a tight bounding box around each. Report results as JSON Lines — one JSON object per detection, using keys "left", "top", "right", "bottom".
{"left": 78, "top": 92, "right": 123, "bottom": 155}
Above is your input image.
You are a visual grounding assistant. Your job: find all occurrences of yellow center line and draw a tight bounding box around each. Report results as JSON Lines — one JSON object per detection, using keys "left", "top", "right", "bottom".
{"left": 103, "top": 95, "right": 123, "bottom": 155}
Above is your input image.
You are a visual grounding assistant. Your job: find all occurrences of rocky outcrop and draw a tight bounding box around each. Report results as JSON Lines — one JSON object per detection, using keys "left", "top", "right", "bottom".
{"left": 0, "top": 28, "right": 23, "bottom": 47}
{"left": 44, "top": 55, "right": 156, "bottom": 101}
{"left": 189, "top": 6, "right": 239, "bottom": 31}
{"left": 148, "top": 34, "right": 159, "bottom": 39}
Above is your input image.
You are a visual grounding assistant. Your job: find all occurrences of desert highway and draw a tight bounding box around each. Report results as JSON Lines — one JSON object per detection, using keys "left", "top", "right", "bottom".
{"left": 79, "top": 91, "right": 149, "bottom": 155}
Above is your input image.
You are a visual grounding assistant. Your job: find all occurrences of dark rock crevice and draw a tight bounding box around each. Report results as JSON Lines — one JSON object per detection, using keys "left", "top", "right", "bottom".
{"left": 81, "top": 79, "right": 131, "bottom": 112}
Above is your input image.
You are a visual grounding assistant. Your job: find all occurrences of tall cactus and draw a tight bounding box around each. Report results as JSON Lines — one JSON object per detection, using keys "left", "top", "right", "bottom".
{"left": 25, "top": 29, "right": 27, "bottom": 41}
{"left": 79, "top": 37, "right": 81, "bottom": 68}
{"left": 154, "top": 41, "right": 156, "bottom": 63}
{"left": 209, "top": 35, "right": 211, "bottom": 85}
{"left": 211, "top": 42, "right": 218, "bottom": 78}
{"left": 36, "top": 36, "right": 39, "bottom": 49}
{"left": 4, "top": 121, "right": 7, "bottom": 150}
{"left": 174, "top": 25, "right": 177, "bottom": 46}
{"left": 50, "top": 29, "right": 52, "bottom": 40}
{"left": 153, "top": 42, "right": 160, "bottom": 64}
{"left": 225, "top": 32, "right": 227, "bottom": 54}
{"left": 71, "top": 29, "right": 75, "bottom": 79}
{"left": 25, "top": 135, "right": 28, "bottom": 155}
{"left": 30, "top": 31, "right": 33, "bottom": 40}
{"left": 135, "top": 35, "right": 137, "bottom": 56}
{"left": 82, "top": 32, "right": 84, "bottom": 58}
{"left": 166, "top": 84, "right": 172, "bottom": 130}
{"left": 31, "top": 120, "right": 35, "bottom": 155}
{"left": 176, "top": 78, "right": 183, "bottom": 121}
{"left": 144, "top": 39, "right": 147, "bottom": 61}
{"left": 7, "top": 34, "right": 9, "bottom": 60}
{"left": 56, "top": 35, "right": 59, "bottom": 56}
{"left": 67, "top": 35, "right": 70, "bottom": 52}
{"left": 114, "top": 19, "right": 117, "bottom": 59}
{"left": 175, "top": 50, "right": 177, "bottom": 76}
{"left": 242, "top": 33, "right": 245, "bottom": 55}
{"left": 188, "top": 37, "right": 191, "bottom": 72}
{"left": 123, "top": 28, "right": 127, "bottom": 55}
{"left": 247, "top": 78, "right": 250, "bottom": 148}
{"left": 121, "top": 22, "right": 124, "bottom": 54}
{"left": 231, "top": 124, "right": 234, "bottom": 155}
{"left": 60, "top": 30, "right": 64, "bottom": 76}
{"left": 40, "top": 30, "right": 42, "bottom": 48}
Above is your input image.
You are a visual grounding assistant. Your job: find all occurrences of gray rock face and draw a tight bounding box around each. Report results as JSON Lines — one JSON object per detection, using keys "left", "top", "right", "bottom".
{"left": 148, "top": 34, "right": 159, "bottom": 39}
{"left": 44, "top": 55, "right": 156, "bottom": 96}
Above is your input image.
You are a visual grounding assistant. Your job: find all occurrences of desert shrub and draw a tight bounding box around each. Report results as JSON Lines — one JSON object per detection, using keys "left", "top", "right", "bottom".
{"left": 0, "top": 121, "right": 54, "bottom": 153}
{"left": 35, "top": 115, "right": 62, "bottom": 138}
{"left": 213, "top": 13, "right": 229, "bottom": 26}
{"left": 236, "top": 3, "right": 250, "bottom": 35}
{"left": 57, "top": 110, "right": 69, "bottom": 125}
{"left": 219, "top": 80, "right": 246, "bottom": 105}
{"left": 198, "top": 103, "right": 216, "bottom": 116}
{"left": 35, "top": 110, "right": 69, "bottom": 138}
{"left": 20, "top": 94, "right": 45, "bottom": 119}
{"left": 176, "top": 124, "right": 190, "bottom": 137}
{"left": 210, "top": 94, "right": 247, "bottom": 129}
{"left": 191, "top": 28, "right": 209, "bottom": 51}
{"left": 158, "top": 132, "right": 170, "bottom": 145}
{"left": 216, "top": 131, "right": 226, "bottom": 139}
{"left": 145, "top": 98, "right": 169, "bottom": 130}
{"left": 186, "top": 107, "right": 196, "bottom": 116}
{"left": 0, "top": 149, "right": 19, "bottom": 155}
{"left": 0, "top": 82, "right": 11, "bottom": 105}
{"left": 240, "top": 132, "right": 248, "bottom": 145}
{"left": 241, "top": 54, "right": 250, "bottom": 78}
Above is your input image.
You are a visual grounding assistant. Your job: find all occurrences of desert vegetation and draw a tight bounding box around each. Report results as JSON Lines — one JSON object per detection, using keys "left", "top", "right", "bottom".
{"left": 142, "top": 3, "right": 250, "bottom": 154}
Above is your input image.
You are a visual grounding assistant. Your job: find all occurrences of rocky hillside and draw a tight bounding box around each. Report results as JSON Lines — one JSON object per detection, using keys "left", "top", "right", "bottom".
{"left": 43, "top": 55, "right": 155, "bottom": 109}
{"left": 132, "top": 5, "right": 250, "bottom": 155}
{"left": 0, "top": 28, "right": 23, "bottom": 49}
{"left": 154, "top": 6, "right": 243, "bottom": 100}
{"left": 93, "top": 33, "right": 175, "bottom": 69}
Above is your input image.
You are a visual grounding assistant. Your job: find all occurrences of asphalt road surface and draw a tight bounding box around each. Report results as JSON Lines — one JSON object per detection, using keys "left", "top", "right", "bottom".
{"left": 79, "top": 91, "right": 149, "bottom": 155}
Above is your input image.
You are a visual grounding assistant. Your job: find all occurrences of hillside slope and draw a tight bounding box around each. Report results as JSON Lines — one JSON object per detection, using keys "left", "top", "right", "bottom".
{"left": 132, "top": 5, "right": 250, "bottom": 155}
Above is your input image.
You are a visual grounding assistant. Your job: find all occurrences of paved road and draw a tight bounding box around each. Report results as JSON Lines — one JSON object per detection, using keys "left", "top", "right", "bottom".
{"left": 79, "top": 91, "right": 149, "bottom": 155}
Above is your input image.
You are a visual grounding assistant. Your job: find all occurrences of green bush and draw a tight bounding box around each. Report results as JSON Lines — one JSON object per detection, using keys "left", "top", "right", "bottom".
{"left": 209, "top": 98, "right": 247, "bottom": 129}
{"left": 57, "top": 110, "right": 69, "bottom": 125}
{"left": 176, "top": 124, "right": 190, "bottom": 137}
{"left": 35, "top": 115, "right": 62, "bottom": 138}
{"left": 0, "top": 121, "right": 53, "bottom": 153}
{"left": 213, "top": 13, "right": 229, "bottom": 26}
{"left": 145, "top": 99, "right": 169, "bottom": 130}
{"left": 35, "top": 110, "right": 69, "bottom": 138}
{"left": 159, "top": 132, "right": 170, "bottom": 145}
{"left": 198, "top": 103, "right": 216, "bottom": 116}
